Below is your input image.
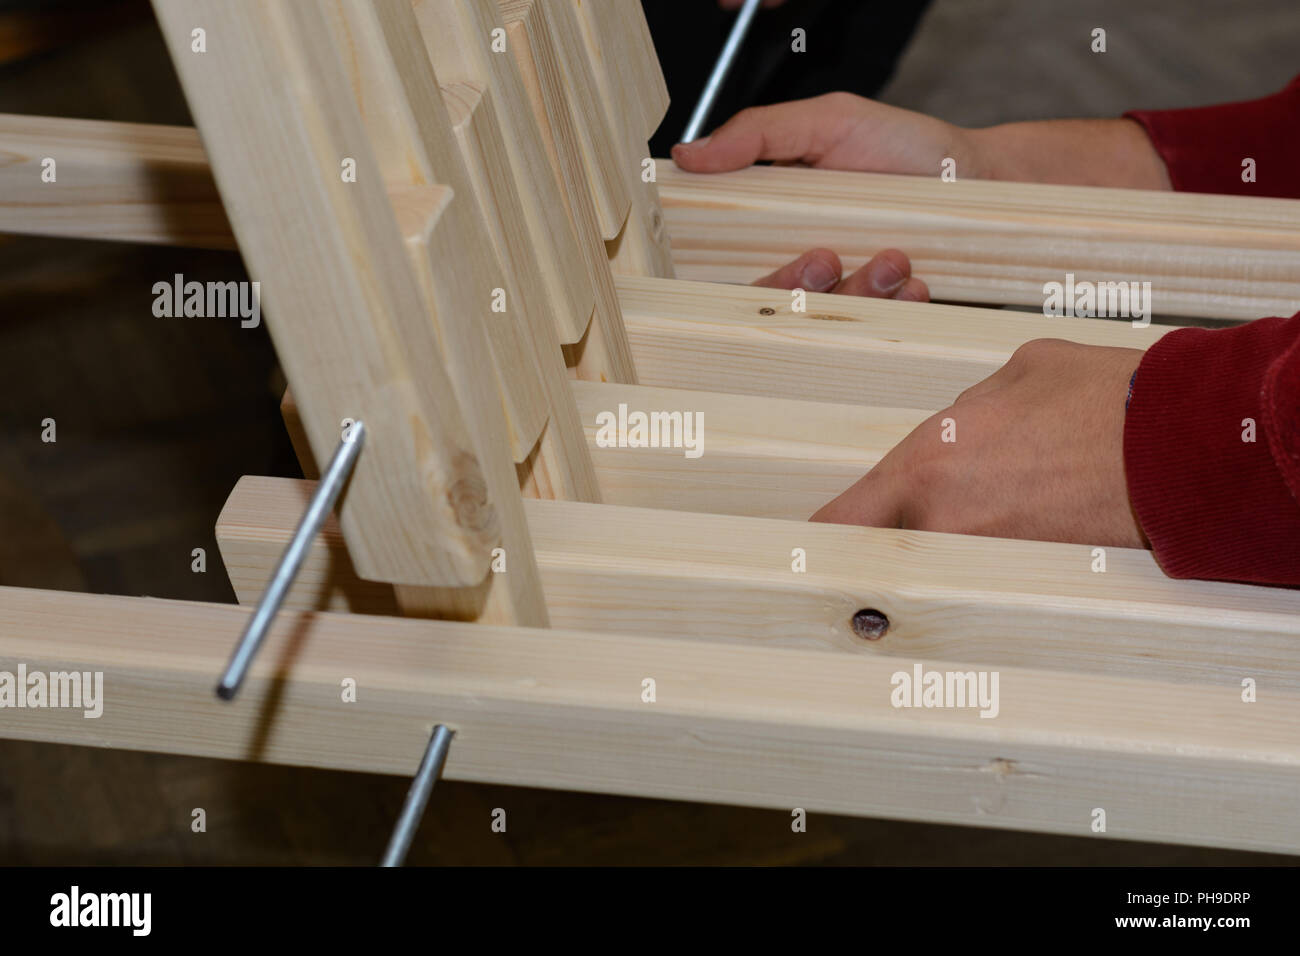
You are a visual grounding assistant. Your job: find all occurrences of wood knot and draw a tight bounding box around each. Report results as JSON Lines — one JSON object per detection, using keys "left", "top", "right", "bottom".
{"left": 445, "top": 456, "right": 493, "bottom": 534}
{"left": 758, "top": 307, "right": 776, "bottom": 316}
{"left": 850, "top": 608, "right": 889, "bottom": 640}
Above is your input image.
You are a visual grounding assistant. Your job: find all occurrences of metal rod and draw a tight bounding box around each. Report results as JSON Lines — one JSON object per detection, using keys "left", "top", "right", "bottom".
{"left": 380, "top": 725, "right": 455, "bottom": 867}
{"left": 681, "top": 0, "right": 763, "bottom": 143}
{"left": 216, "top": 420, "right": 366, "bottom": 701}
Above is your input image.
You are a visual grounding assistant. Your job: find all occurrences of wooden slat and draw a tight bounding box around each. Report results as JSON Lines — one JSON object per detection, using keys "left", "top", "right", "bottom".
{"left": 660, "top": 164, "right": 1300, "bottom": 322}
{"left": 569, "top": 0, "right": 674, "bottom": 276}
{"left": 572, "top": 379, "right": 922, "bottom": 518}
{"left": 324, "top": 0, "right": 547, "bottom": 462}
{"left": 439, "top": 81, "right": 599, "bottom": 501}
{"left": 412, "top": 0, "right": 594, "bottom": 345}
{"left": 217, "top": 482, "right": 1300, "bottom": 694}
{"left": 503, "top": 0, "right": 636, "bottom": 383}
{"left": 0, "top": 113, "right": 231, "bottom": 248}
{"left": 501, "top": 0, "right": 629, "bottom": 240}
{"left": 619, "top": 276, "right": 1171, "bottom": 408}
{"left": 570, "top": 0, "right": 669, "bottom": 144}
{"left": 153, "top": 0, "right": 495, "bottom": 587}
{"left": 3, "top": 584, "right": 1299, "bottom": 854}
{"left": 284, "top": 378, "right": 917, "bottom": 518}
{"left": 391, "top": 184, "right": 547, "bottom": 625}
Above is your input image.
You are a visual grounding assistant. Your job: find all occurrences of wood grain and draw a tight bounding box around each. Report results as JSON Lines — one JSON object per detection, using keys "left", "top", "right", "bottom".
{"left": 217, "top": 481, "right": 1300, "bottom": 694}
{"left": 0, "top": 113, "right": 231, "bottom": 248}
{"left": 619, "top": 275, "right": 1171, "bottom": 409}
{"left": 153, "top": 0, "right": 496, "bottom": 587}
{"left": 659, "top": 164, "right": 1300, "bottom": 322}
{"left": 3, "top": 584, "right": 1299, "bottom": 855}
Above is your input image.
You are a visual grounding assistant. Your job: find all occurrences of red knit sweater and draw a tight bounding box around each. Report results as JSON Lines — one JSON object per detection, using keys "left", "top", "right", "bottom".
{"left": 1122, "top": 76, "right": 1300, "bottom": 586}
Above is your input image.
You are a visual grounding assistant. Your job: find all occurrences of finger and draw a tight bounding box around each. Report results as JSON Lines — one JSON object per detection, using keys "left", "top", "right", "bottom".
{"left": 752, "top": 248, "right": 842, "bottom": 292}
{"left": 670, "top": 99, "right": 836, "bottom": 173}
{"left": 809, "top": 455, "right": 908, "bottom": 529}
{"left": 832, "top": 249, "right": 911, "bottom": 298}
{"left": 895, "top": 277, "right": 930, "bottom": 302}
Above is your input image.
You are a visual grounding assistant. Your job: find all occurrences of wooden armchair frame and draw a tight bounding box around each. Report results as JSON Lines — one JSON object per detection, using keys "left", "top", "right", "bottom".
{"left": 2, "top": 0, "right": 1299, "bottom": 857}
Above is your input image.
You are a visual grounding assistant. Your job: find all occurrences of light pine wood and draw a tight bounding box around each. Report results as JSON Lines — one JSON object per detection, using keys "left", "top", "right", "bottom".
{"left": 412, "top": 0, "right": 594, "bottom": 345}
{"left": 619, "top": 276, "right": 1172, "bottom": 408}
{"left": 4, "top": 584, "right": 1299, "bottom": 855}
{"left": 569, "top": 0, "right": 669, "bottom": 145}
{"left": 153, "top": 0, "right": 497, "bottom": 587}
{"left": 500, "top": 0, "right": 630, "bottom": 241}
{"left": 217, "top": 482, "right": 1300, "bottom": 694}
{"left": 283, "top": 378, "right": 919, "bottom": 517}
{"left": 660, "top": 164, "right": 1300, "bottom": 322}
{"left": 0, "top": 113, "right": 231, "bottom": 248}
{"left": 323, "top": 0, "right": 547, "bottom": 462}
{"left": 503, "top": 0, "right": 636, "bottom": 384}
{"left": 389, "top": 184, "right": 547, "bottom": 626}
{"left": 572, "top": 379, "right": 922, "bottom": 518}
{"left": 438, "top": 81, "right": 599, "bottom": 502}
{"left": 568, "top": 0, "right": 674, "bottom": 276}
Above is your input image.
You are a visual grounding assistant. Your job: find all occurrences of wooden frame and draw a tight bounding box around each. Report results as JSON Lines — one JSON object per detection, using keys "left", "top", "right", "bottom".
{"left": 2, "top": 0, "right": 1299, "bottom": 860}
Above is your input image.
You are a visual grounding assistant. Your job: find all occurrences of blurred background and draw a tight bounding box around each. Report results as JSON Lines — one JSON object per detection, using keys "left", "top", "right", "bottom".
{"left": 0, "top": 0, "right": 1296, "bottom": 864}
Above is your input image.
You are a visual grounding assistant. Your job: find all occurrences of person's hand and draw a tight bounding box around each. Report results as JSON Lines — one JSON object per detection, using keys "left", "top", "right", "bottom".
{"left": 672, "top": 92, "right": 982, "bottom": 178}
{"left": 671, "top": 92, "right": 1170, "bottom": 189}
{"left": 811, "top": 339, "right": 1146, "bottom": 548}
{"left": 752, "top": 247, "right": 928, "bottom": 301}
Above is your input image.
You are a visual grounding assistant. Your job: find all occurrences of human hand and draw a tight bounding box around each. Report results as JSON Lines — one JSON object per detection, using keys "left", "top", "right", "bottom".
{"left": 752, "top": 247, "right": 928, "bottom": 301}
{"left": 671, "top": 91, "right": 982, "bottom": 177}
{"left": 811, "top": 339, "right": 1146, "bottom": 548}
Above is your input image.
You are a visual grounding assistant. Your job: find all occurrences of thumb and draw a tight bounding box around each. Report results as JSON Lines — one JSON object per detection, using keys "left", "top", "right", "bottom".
{"left": 671, "top": 99, "right": 838, "bottom": 173}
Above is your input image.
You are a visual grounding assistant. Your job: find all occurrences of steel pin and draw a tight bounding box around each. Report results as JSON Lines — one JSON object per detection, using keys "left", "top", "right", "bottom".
{"left": 380, "top": 725, "right": 455, "bottom": 867}
{"left": 681, "top": 0, "right": 763, "bottom": 143}
{"left": 216, "top": 420, "right": 366, "bottom": 701}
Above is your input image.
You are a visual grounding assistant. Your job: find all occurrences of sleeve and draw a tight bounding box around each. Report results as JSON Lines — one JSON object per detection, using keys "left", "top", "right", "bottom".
{"left": 1123, "top": 313, "right": 1300, "bottom": 586}
{"left": 1123, "top": 74, "right": 1300, "bottom": 198}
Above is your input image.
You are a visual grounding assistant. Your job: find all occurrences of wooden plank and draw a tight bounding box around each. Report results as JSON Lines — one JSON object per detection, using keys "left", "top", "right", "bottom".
{"left": 284, "top": 376, "right": 909, "bottom": 517}
{"left": 439, "top": 81, "right": 599, "bottom": 501}
{"left": 659, "top": 164, "right": 1300, "bottom": 322}
{"left": 619, "top": 276, "right": 1172, "bottom": 408}
{"left": 570, "top": 0, "right": 669, "bottom": 144}
{"left": 572, "top": 379, "right": 922, "bottom": 518}
{"left": 324, "top": 0, "right": 547, "bottom": 462}
{"left": 3, "top": 584, "right": 1299, "bottom": 854}
{"left": 0, "top": 113, "right": 231, "bottom": 248}
{"left": 217, "top": 482, "right": 1300, "bottom": 694}
{"left": 568, "top": 0, "right": 674, "bottom": 276}
{"left": 285, "top": 377, "right": 915, "bottom": 517}
{"left": 391, "top": 184, "right": 548, "bottom": 626}
{"left": 500, "top": 0, "right": 629, "bottom": 240}
{"left": 412, "top": 0, "right": 594, "bottom": 345}
{"left": 503, "top": 0, "right": 636, "bottom": 383}
{"left": 153, "top": 0, "right": 496, "bottom": 587}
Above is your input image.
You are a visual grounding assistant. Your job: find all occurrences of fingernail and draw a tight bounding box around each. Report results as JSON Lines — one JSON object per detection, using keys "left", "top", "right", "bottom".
{"left": 868, "top": 256, "right": 906, "bottom": 294}
{"left": 678, "top": 135, "right": 710, "bottom": 150}
{"left": 800, "top": 257, "right": 839, "bottom": 292}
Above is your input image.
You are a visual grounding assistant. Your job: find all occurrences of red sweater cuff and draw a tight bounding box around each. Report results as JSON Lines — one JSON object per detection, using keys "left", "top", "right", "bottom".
{"left": 1124, "top": 313, "right": 1300, "bottom": 585}
{"left": 1124, "top": 74, "right": 1300, "bottom": 198}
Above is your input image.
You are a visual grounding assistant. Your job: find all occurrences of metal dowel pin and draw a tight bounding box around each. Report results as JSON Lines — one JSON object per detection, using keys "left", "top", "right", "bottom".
{"left": 215, "top": 420, "right": 366, "bottom": 701}
{"left": 681, "top": 0, "right": 763, "bottom": 144}
{"left": 380, "top": 725, "right": 455, "bottom": 867}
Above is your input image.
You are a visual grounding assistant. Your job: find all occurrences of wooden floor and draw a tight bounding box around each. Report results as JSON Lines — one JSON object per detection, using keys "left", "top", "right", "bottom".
{"left": 0, "top": 4, "right": 1296, "bottom": 866}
